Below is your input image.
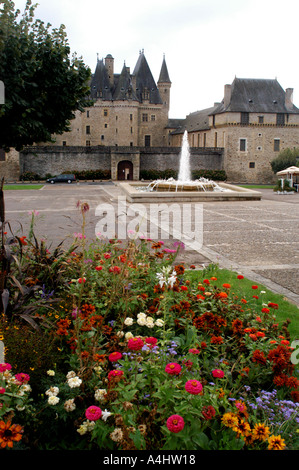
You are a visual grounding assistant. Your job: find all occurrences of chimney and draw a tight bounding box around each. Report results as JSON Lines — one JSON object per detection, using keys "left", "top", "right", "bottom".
{"left": 285, "top": 88, "right": 293, "bottom": 109}
{"left": 224, "top": 84, "right": 232, "bottom": 108}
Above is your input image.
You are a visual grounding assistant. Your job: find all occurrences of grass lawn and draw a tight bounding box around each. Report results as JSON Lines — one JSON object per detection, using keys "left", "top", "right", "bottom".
{"left": 239, "top": 184, "right": 275, "bottom": 189}
{"left": 186, "top": 266, "right": 299, "bottom": 340}
{"left": 3, "top": 184, "right": 44, "bottom": 190}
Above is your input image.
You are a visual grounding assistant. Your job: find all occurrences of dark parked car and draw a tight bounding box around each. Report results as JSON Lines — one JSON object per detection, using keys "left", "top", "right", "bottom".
{"left": 47, "top": 174, "right": 76, "bottom": 184}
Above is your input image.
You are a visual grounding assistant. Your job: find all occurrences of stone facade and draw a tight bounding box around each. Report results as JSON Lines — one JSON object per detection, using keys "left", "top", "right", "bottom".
{"left": 170, "top": 78, "right": 299, "bottom": 183}
{"left": 0, "top": 149, "right": 20, "bottom": 181}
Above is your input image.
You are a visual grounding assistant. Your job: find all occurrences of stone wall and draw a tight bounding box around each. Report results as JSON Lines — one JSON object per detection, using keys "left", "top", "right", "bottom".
{"left": 20, "top": 146, "right": 224, "bottom": 180}
{"left": 0, "top": 149, "right": 20, "bottom": 182}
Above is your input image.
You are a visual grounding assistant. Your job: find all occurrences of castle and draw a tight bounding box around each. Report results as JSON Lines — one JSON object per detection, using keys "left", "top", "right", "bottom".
{"left": 3, "top": 51, "right": 299, "bottom": 183}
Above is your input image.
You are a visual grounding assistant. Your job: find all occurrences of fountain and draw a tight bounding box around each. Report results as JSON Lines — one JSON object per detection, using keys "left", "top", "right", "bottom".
{"left": 119, "top": 130, "right": 261, "bottom": 202}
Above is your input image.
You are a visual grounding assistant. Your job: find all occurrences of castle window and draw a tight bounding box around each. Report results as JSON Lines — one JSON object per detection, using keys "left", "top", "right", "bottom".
{"left": 131, "top": 127, "right": 133, "bottom": 134}
{"left": 258, "top": 116, "right": 264, "bottom": 124}
{"left": 86, "top": 125, "right": 90, "bottom": 134}
{"left": 130, "top": 114, "right": 133, "bottom": 121}
{"left": 276, "top": 114, "right": 285, "bottom": 126}
{"left": 214, "top": 132, "right": 218, "bottom": 147}
{"left": 62, "top": 141, "right": 66, "bottom": 146}
{"left": 86, "top": 140, "right": 90, "bottom": 146}
{"left": 249, "top": 162, "right": 255, "bottom": 168}
{"left": 145, "top": 135, "right": 151, "bottom": 147}
{"left": 104, "top": 109, "right": 108, "bottom": 117}
{"left": 142, "top": 113, "right": 148, "bottom": 122}
{"left": 239, "top": 138, "right": 247, "bottom": 151}
{"left": 101, "top": 135, "right": 104, "bottom": 140}
{"left": 0, "top": 149, "right": 5, "bottom": 161}
{"left": 274, "top": 139, "right": 280, "bottom": 151}
{"left": 151, "top": 115, "right": 156, "bottom": 121}
{"left": 241, "top": 112, "right": 249, "bottom": 125}
{"left": 104, "top": 123, "right": 108, "bottom": 128}
{"left": 86, "top": 110, "right": 90, "bottom": 118}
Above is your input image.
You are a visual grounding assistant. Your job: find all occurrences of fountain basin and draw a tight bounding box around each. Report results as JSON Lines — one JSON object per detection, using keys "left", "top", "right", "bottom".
{"left": 119, "top": 181, "right": 262, "bottom": 203}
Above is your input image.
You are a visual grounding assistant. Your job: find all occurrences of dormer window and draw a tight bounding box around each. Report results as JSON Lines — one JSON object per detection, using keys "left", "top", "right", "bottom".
{"left": 241, "top": 112, "right": 249, "bottom": 125}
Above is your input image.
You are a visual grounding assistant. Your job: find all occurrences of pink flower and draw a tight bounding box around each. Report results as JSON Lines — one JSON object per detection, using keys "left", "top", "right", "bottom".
{"left": 0, "top": 363, "right": 12, "bottom": 373}
{"left": 128, "top": 337, "right": 144, "bottom": 351}
{"left": 212, "top": 369, "right": 224, "bottom": 378}
{"left": 165, "top": 363, "right": 181, "bottom": 376}
{"left": 166, "top": 414, "right": 185, "bottom": 433}
{"left": 85, "top": 405, "right": 102, "bottom": 421}
{"left": 185, "top": 379, "right": 203, "bottom": 395}
{"left": 108, "top": 352, "right": 122, "bottom": 362}
{"left": 15, "top": 373, "right": 30, "bottom": 384}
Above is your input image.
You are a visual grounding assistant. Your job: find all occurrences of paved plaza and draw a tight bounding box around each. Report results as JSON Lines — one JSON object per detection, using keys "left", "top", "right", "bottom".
{"left": 3, "top": 182, "right": 299, "bottom": 306}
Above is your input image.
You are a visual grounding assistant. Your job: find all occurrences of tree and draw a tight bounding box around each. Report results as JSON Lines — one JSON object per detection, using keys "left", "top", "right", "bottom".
{"left": 0, "top": 0, "right": 91, "bottom": 151}
{"left": 270, "top": 148, "right": 299, "bottom": 174}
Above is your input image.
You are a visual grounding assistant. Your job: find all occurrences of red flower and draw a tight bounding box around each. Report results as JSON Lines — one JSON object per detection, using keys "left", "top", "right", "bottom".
{"left": 261, "top": 307, "right": 270, "bottom": 314}
{"left": 210, "top": 336, "right": 223, "bottom": 344}
{"left": 222, "top": 283, "right": 231, "bottom": 289}
{"left": 203, "top": 279, "right": 210, "bottom": 285}
{"left": 237, "top": 275, "right": 244, "bottom": 280}
{"left": 95, "top": 266, "right": 103, "bottom": 271}
{"left": 108, "top": 370, "right": 124, "bottom": 381}
{"left": 252, "top": 349, "right": 267, "bottom": 365}
{"left": 202, "top": 405, "right": 216, "bottom": 420}
{"left": 15, "top": 373, "right": 30, "bottom": 384}
{"left": 108, "top": 352, "right": 122, "bottom": 362}
{"left": 180, "top": 286, "right": 188, "bottom": 291}
{"left": 252, "top": 285, "right": 258, "bottom": 290}
{"left": 268, "top": 302, "right": 279, "bottom": 309}
{"left": 19, "top": 236, "right": 27, "bottom": 246}
{"left": 189, "top": 348, "right": 200, "bottom": 354}
{"left": 166, "top": 415, "right": 185, "bottom": 433}
{"left": 127, "top": 337, "right": 144, "bottom": 351}
{"left": 109, "top": 266, "right": 121, "bottom": 274}
{"left": 145, "top": 337, "right": 158, "bottom": 348}
{"left": 212, "top": 369, "right": 224, "bottom": 378}
{"left": 165, "top": 362, "right": 181, "bottom": 375}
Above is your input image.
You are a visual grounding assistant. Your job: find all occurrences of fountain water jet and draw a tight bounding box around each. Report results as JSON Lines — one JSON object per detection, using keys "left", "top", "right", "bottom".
{"left": 146, "top": 130, "right": 224, "bottom": 192}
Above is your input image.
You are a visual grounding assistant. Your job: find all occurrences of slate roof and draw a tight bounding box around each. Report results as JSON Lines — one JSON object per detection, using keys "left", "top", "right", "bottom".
{"left": 210, "top": 78, "right": 299, "bottom": 114}
{"left": 132, "top": 52, "right": 163, "bottom": 104}
{"left": 90, "top": 52, "right": 165, "bottom": 105}
{"left": 170, "top": 105, "right": 220, "bottom": 134}
{"left": 158, "top": 56, "right": 171, "bottom": 83}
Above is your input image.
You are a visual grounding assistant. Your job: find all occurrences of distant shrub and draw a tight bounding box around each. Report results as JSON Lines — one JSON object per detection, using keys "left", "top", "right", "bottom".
{"left": 271, "top": 148, "right": 299, "bottom": 173}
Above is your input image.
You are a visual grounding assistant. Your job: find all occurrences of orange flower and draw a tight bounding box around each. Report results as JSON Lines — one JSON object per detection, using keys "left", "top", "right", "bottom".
{"left": 218, "top": 292, "right": 228, "bottom": 299}
{"left": 267, "top": 435, "right": 286, "bottom": 450}
{"left": 0, "top": 420, "right": 23, "bottom": 449}
{"left": 222, "top": 283, "right": 231, "bottom": 289}
{"left": 19, "top": 236, "right": 27, "bottom": 246}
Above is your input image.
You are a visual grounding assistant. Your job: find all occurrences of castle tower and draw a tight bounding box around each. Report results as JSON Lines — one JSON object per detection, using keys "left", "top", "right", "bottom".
{"left": 157, "top": 54, "right": 171, "bottom": 114}
{"left": 104, "top": 54, "right": 114, "bottom": 87}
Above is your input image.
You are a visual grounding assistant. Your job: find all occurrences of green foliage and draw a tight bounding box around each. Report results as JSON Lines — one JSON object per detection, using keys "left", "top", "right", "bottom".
{"left": 140, "top": 169, "right": 227, "bottom": 181}
{"left": 0, "top": 0, "right": 91, "bottom": 151}
{"left": 270, "top": 147, "right": 299, "bottom": 173}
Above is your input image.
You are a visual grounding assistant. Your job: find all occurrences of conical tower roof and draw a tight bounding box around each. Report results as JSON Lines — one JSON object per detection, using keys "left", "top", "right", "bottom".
{"left": 132, "top": 51, "right": 162, "bottom": 104}
{"left": 113, "top": 63, "right": 138, "bottom": 101}
{"left": 90, "top": 59, "right": 113, "bottom": 100}
{"left": 158, "top": 55, "right": 171, "bottom": 83}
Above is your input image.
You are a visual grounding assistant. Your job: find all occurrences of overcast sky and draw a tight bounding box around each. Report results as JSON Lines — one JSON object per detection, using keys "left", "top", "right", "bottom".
{"left": 10, "top": 0, "right": 299, "bottom": 118}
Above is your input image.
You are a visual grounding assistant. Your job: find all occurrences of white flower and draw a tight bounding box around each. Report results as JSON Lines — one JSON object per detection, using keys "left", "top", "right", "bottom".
{"left": 45, "top": 386, "right": 59, "bottom": 396}
{"left": 116, "top": 331, "right": 124, "bottom": 337}
{"left": 125, "top": 332, "right": 134, "bottom": 340}
{"left": 101, "top": 409, "right": 112, "bottom": 421}
{"left": 47, "top": 370, "right": 55, "bottom": 376}
{"left": 137, "top": 317, "right": 147, "bottom": 326}
{"left": 137, "top": 312, "right": 146, "bottom": 319}
{"left": 66, "top": 371, "right": 76, "bottom": 379}
{"left": 48, "top": 395, "right": 60, "bottom": 405}
{"left": 67, "top": 376, "right": 82, "bottom": 388}
{"left": 94, "top": 365, "right": 103, "bottom": 375}
{"left": 64, "top": 398, "right": 76, "bottom": 412}
{"left": 94, "top": 388, "right": 107, "bottom": 402}
{"left": 124, "top": 317, "right": 134, "bottom": 326}
{"left": 155, "top": 319, "right": 164, "bottom": 327}
{"left": 146, "top": 317, "right": 155, "bottom": 328}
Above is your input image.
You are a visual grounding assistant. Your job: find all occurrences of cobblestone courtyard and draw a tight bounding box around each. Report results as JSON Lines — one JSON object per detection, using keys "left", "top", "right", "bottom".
{"left": 4, "top": 182, "right": 299, "bottom": 306}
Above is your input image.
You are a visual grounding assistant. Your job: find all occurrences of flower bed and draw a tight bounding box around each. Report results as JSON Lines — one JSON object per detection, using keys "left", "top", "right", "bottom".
{"left": 0, "top": 203, "right": 298, "bottom": 450}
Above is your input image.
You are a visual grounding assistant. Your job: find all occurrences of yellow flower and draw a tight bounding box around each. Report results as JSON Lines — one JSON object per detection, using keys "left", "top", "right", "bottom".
{"left": 267, "top": 435, "right": 286, "bottom": 450}
{"left": 252, "top": 423, "right": 270, "bottom": 441}
{"left": 221, "top": 412, "right": 238, "bottom": 428}
{"left": 232, "top": 419, "right": 251, "bottom": 437}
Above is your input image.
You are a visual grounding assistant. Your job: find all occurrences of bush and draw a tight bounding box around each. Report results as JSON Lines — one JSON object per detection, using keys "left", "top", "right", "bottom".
{"left": 20, "top": 171, "right": 41, "bottom": 181}
{"left": 270, "top": 148, "right": 299, "bottom": 173}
